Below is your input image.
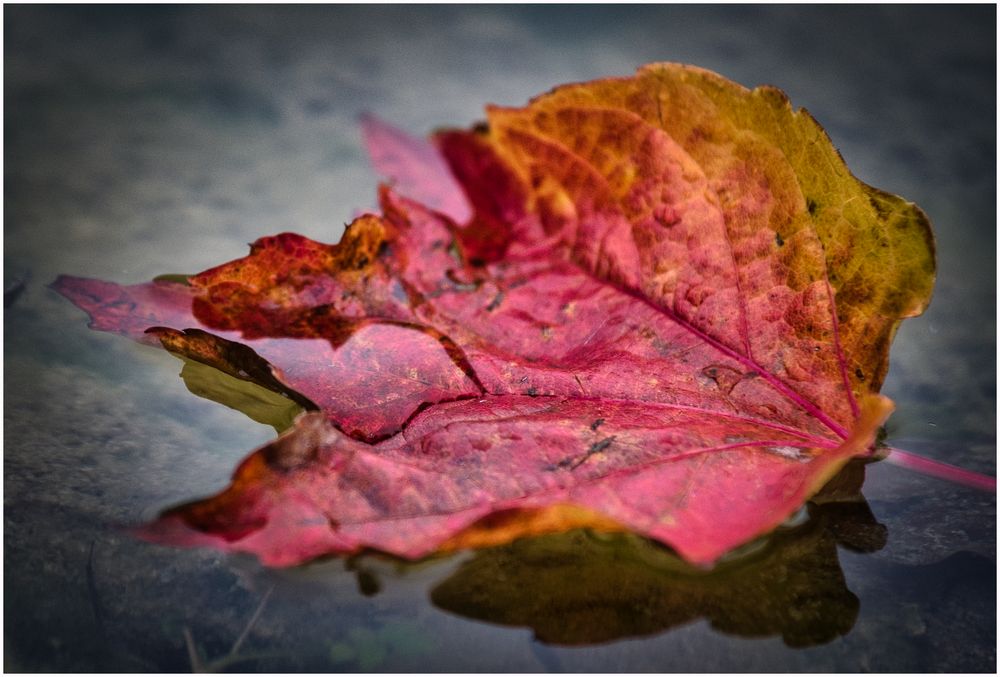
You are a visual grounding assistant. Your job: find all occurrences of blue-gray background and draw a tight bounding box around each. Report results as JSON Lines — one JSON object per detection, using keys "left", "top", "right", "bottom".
{"left": 5, "top": 5, "right": 995, "bottom": 672}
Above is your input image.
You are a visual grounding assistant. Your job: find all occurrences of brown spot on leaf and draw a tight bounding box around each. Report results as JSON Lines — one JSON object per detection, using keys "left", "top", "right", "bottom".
{"left": 486, "top": 291, "right": 505, "bottom": 312}
{"left": 701, "top": 364, "right": 745, "bottom": 395}
{"left": 261, "top": 414, "right": 328, "bottom": 471}
{"left": 333, "top": 215, "right": 389, "bottom": 271}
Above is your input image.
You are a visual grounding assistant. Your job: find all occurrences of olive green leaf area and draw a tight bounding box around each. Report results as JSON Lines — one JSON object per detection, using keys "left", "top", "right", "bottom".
{"left": 430, "top": 496, "right": 886, "bottom": 648}
{"left": 176, "top": 357, "right": 305, "bottom": 434}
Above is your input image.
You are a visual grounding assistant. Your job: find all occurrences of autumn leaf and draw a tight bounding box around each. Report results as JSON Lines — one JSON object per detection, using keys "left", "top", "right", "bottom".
{"left": 52, "top": 63, "right": 935, "bottom": 567}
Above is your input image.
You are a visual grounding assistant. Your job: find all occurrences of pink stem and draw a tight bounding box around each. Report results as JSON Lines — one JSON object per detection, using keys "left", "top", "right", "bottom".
{"left": 883, "top": 447, "right": 996, "bottom": 492}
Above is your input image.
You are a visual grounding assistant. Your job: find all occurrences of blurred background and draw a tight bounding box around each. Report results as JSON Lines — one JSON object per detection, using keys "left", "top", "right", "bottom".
{"left": 5, "top": 5, "right": 995, "bottom": 672}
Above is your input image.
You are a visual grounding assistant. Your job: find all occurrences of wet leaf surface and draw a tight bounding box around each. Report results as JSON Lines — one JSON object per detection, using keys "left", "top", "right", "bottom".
{"left": 53, "top": 63, "right": 935, "bottom": 566}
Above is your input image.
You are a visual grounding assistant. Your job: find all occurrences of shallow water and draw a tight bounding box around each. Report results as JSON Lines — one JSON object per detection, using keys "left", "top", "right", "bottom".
{"left": 4, "top": 5, "right": 995, "bottom": 672}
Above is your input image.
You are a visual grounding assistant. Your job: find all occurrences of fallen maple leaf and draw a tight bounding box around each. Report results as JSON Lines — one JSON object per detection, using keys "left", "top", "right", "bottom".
{"left": 53, "top": 63, "right": 935, "bottom": 567}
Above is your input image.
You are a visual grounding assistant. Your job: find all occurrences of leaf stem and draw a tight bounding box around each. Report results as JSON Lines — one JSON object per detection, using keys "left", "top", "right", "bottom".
{"left": 883, "top": 447, "right": 996, "bottom": 492}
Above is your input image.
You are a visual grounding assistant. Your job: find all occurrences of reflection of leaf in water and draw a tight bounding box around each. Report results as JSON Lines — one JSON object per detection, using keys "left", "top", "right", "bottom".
{"left": 175, "top": 356, "right": 304, "bottom": 433}
{"left": 430, "top": 499, "right": 886, "bottom": 648}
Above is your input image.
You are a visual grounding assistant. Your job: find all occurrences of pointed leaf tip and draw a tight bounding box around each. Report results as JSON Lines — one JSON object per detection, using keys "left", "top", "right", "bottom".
{"left": 360, "top": 113, "right": 472, "bottom": 223}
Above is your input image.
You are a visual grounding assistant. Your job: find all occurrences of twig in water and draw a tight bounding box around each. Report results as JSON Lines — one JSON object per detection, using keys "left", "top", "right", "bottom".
{"left": 183, "top": 584, "right": 277, "bottom": 673}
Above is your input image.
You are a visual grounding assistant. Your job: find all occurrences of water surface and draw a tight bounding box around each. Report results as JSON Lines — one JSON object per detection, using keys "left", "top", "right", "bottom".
{"left": 5, "top": 5, "right": 995, "bottom": 672}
